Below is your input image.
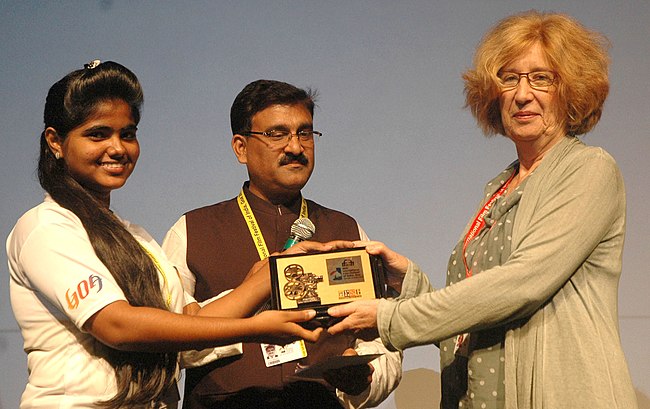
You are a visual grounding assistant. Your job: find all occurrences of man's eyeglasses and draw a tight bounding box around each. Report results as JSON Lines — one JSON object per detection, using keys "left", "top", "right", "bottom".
{"left": 497, "top": 71, "right": 557, "bottom": 91}
{"left": 243, "top": 130, "right": 322, "bottom": 146}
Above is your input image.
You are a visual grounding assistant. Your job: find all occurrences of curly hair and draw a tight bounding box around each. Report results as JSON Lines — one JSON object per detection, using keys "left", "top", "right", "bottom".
{"left": 463, "top": 10, "right": 610, "bottom": 136}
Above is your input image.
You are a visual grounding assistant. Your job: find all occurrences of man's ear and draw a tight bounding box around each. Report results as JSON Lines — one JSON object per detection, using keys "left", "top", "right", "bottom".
{"left": 232, "top": 134, "right": 248, "bottom": 164}
{"left": 44, "top": 127, "right": 64, "bottom": 159}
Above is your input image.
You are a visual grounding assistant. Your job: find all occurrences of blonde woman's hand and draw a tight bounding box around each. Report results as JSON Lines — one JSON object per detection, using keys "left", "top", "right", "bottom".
{"left": 326, "top": 300, "right": 380, "bottom": 340}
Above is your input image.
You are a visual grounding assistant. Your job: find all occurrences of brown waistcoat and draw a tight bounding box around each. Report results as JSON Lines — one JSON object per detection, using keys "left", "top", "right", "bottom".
{"left": 184, "top": 186, "right": 361, "bottom": 407}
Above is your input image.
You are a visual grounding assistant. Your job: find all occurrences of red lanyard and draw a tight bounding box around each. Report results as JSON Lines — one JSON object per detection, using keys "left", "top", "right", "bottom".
{"left": 462, "top": 171, "right": 516, "bottom": 278}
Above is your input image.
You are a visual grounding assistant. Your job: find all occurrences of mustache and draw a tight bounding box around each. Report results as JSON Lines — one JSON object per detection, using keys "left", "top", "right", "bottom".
{"left": 279, "top": 153, "right": 309, "bottom": 166}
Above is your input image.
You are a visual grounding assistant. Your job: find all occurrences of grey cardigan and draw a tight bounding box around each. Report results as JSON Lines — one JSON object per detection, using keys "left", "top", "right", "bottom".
{"left": 377, "top": 136, "right": 638, "bottom": 408}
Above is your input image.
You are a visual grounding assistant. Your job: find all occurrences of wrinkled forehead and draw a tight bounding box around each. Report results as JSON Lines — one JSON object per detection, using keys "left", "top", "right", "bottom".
{"left": 499, "top": 42, "right": 553, "bottom": 73}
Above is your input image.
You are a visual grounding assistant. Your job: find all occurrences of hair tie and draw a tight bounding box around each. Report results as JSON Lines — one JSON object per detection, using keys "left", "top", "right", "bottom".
{"left": 84, "top": 59, "right": 101, "bottom": 70}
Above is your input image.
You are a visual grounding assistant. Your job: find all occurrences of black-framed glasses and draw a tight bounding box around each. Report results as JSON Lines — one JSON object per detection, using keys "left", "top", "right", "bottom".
{"left": 497, "top": 71, "right": 557, "bottom": 91}
{"left": 243, "top": 130, "right": 322, "bottom": 146}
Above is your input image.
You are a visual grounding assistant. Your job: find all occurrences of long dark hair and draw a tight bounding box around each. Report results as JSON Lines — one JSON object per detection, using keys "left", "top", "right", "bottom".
{"left": 39, "top": 61, "right": 177, "bottom": 407}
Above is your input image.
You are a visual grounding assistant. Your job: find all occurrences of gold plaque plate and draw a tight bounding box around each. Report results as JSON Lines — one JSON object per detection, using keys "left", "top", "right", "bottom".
{"left": 270, "top": 247, "right": 385, "bottom": 324}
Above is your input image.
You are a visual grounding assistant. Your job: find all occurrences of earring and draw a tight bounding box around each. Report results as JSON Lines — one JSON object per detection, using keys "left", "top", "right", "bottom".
{"left": 54, "top": 152, "right": 61, "bottom": 160}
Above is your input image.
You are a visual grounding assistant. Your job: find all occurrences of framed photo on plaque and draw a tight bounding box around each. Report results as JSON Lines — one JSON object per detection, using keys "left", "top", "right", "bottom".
{"left": 269, "top": 247, "right": 386, "bottom": 323}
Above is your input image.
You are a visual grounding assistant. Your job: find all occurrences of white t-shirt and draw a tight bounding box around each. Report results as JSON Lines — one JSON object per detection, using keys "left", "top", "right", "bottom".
{"left": 7, "top": 196, "right": 188, "bottom": 408}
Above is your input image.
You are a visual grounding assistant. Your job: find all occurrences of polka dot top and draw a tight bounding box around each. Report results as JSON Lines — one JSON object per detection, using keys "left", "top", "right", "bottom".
{"left": 440, "top": 166, "right": 529, "bottom": 409}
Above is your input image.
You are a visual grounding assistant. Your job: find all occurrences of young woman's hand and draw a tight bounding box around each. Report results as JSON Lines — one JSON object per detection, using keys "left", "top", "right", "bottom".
{"left": 249, "top": 309, "right": 323, "bottom": 344}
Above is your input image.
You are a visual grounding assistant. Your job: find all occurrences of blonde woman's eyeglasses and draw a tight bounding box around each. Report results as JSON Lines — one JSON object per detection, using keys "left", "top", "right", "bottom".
{"left": 498, "top": 71, "right": 557, "bottom": 91}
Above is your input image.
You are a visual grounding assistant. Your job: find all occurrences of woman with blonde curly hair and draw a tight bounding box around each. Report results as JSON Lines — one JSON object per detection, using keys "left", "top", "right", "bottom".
{"left": 328, "top": 10, "right": 637, "bottom": 409}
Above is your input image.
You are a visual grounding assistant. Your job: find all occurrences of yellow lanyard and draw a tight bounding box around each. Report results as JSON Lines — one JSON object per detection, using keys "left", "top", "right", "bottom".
{"left": 139, "top": 243, "right": 173, "bottom": 309}
{"left": 237, "top": 188, "right": 308, "bottom": 260}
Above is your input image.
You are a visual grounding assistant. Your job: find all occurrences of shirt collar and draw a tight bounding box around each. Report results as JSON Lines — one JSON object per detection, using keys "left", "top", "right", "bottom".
{"left": 241, "top": 182, "right": 303, "bottom": 216}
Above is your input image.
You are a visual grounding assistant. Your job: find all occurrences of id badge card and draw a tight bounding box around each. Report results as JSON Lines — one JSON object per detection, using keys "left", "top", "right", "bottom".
{"left": 261, "top": 340, "right": 307, "bottom": 367}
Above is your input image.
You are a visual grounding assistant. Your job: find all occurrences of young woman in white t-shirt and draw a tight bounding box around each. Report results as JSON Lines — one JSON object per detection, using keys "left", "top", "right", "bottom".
{"left": 7, "top": 61, "right": 343, "bottom": 408}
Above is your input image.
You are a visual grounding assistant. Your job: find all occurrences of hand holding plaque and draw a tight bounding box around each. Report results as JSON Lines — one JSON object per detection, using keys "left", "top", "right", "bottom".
{"left": 269, "top": 247, "right": 386, "bottom": 325}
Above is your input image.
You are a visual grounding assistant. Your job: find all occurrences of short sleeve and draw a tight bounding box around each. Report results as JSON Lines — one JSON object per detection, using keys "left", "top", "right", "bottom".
{"left": 9, "top": 205, "right": 126, "bottom": 330}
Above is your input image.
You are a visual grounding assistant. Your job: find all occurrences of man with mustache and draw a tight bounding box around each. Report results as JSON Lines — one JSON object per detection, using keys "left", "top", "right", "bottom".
{"left": 163, "top": 80, "right": 402, "bottom": 409}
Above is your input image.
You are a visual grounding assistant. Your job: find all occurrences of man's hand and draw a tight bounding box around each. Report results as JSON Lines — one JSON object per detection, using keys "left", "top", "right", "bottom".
{"left": 353, "top": 241, "right": 409, "bottom": 294}
{"left": 322, "top": 348, "right": 374, "bottom": 396}
{"left": 282, "top": 239, "right": 356, "bottom": 256}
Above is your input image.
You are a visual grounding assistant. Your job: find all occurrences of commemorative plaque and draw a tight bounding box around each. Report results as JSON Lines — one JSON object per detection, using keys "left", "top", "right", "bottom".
{"left": 269, "top": 247, "right": 386, "bottom": 324}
